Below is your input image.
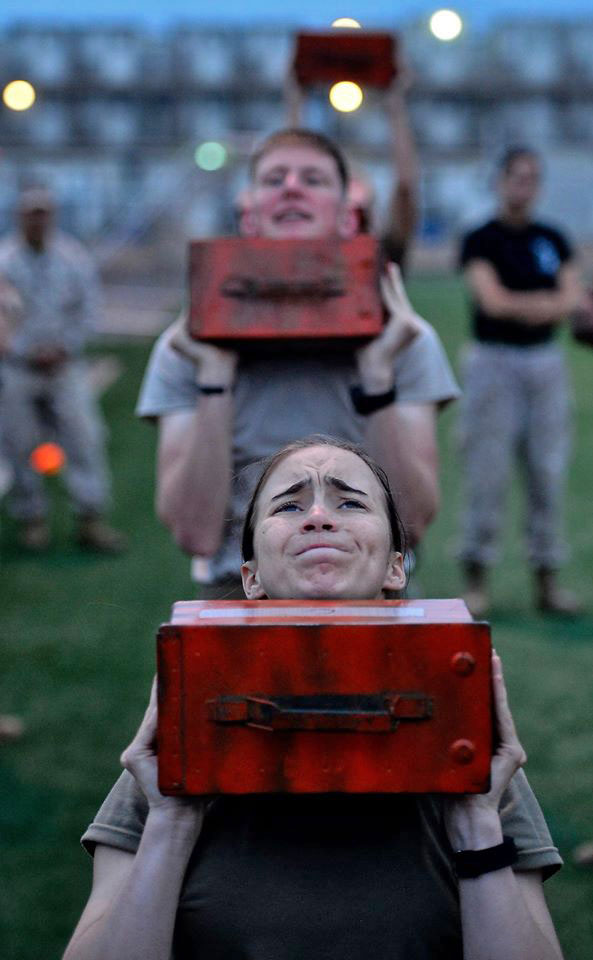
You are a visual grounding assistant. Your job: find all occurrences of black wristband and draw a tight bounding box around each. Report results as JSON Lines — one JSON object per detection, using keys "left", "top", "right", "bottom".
{"left": 454, "top": 836, "right": 518, "bottom": 879}
{"left": 350, "top": 384, "right": 397, "bottom": 416}
{"left": 198, "top": 385, "right": 230, "bottom": 395}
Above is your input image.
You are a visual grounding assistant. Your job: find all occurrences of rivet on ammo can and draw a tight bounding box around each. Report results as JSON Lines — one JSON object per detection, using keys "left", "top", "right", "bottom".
{"left": 451, "top": 651, "right": 476, "bottom": 676}
{"left": 449, "top": 739, "right": 476, "bottom": 765}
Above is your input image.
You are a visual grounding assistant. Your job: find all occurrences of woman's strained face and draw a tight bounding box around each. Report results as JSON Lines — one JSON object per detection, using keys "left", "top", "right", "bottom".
{"left": 241, "top": 446, "right": 405, "bottom": 600}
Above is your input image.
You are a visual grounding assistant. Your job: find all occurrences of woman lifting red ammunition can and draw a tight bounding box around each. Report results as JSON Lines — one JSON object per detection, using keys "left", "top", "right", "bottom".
{"left": 64, "top": 437, "right": 563, "bottom": 960}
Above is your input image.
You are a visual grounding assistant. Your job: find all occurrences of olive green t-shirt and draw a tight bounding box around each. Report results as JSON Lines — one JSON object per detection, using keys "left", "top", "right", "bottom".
{"left": 82, "top": 770, "right": 561, "bottom": 960}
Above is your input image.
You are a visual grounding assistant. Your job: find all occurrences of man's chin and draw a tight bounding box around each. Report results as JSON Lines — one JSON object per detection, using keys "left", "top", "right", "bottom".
{"left": 270, "top": 222, "right": 319, "bottom": 240}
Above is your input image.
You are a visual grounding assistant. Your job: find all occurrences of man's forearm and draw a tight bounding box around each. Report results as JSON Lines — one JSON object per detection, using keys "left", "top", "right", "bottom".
{"left": 157, "top": 394, "right": 233, "bottom": 556}
{"left": 467, "top": 260, "right": 582, "bottom": 326}
{"left": 385, "top": 89, "right": 418, "bottom": 254}
{"left": 355, "top": 267, "right": 440, "bottom": 547}
{"left": 363, "top": 405, "right": 439, "bottom": 547}
{"left": 482, "top": 289, "right": 577, "bottom": 325}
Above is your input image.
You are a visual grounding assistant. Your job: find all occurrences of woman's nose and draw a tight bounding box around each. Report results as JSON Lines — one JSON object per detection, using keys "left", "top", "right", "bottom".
{"left": 302, "top": 503, "right": 336, "bottom": 531}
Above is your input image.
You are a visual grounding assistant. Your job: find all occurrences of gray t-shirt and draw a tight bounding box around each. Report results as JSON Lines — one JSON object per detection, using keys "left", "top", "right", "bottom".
{"left": 81, "top": 770, "right": 561, "bottom": 960}
{"left": 136, "top": 320, "right": 460, "bottom": 581}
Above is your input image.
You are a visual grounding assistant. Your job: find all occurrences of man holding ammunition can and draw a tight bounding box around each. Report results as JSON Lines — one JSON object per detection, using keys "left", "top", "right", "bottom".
{"left": 137, "top": 129, "right": 459, "bottom": 596}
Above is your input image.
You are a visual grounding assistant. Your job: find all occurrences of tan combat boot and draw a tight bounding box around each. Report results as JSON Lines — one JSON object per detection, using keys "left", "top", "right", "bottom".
{"left": 534, "top": 568, "right": 583, "bottom": 617}
{"left": 0, "top": 714, "right": 25, "bottom": 742}
{"left": 18, "top": 518, "right": 50, "bottom": 551}
{"left": 462, "top": 562, "right": 490, "bottom": 619}
{"left": 76, "top": 514, "right": 128, "bottom": 554}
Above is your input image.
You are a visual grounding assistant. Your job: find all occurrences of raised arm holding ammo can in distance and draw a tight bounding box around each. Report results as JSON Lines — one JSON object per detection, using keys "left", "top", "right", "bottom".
{"left": 137, "top": 130, "right": 458, "bottom": 597}
{"left": 288, "top": 30, "right": 419, "bottom": 272}
{"left": 347, "top": 63, "right": 419, "bottom": 274}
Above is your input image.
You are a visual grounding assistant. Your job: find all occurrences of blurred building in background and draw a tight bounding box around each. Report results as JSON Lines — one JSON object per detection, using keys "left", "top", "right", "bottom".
{"left": 1, "top": 18, "right": 593, "bottom": 282}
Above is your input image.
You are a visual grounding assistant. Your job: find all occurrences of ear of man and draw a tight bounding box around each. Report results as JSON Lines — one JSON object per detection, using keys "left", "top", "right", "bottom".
{"left": 239, "top": 208, "right": 258, "bottom": 237}
{"left": 338, "top": 204, "right": 358, "bottom": 239}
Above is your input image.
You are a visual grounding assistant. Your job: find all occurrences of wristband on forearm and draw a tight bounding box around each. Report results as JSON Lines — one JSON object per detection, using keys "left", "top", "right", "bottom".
{"left": 198, "top": 385, "right": 231, "bottom": 395}
{"left": 453, "top": 835, "right": 518, "bottom": 879}
{"left": 350, "top": 384, "right": 397, "bottom": 415}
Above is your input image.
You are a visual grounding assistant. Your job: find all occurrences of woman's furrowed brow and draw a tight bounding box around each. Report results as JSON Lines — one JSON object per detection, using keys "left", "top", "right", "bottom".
{"left": 268, "top": 475, "right": 368, "bottom": 503}
{"left": 270, "top": 478, "right": 311, "bottom": 502}
{"left": 325, "top": 476, "right": 368, "bottom": 497}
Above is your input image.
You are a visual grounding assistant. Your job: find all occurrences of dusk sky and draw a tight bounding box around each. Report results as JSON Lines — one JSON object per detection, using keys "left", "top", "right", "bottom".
{"left": 1, "top": 0, "right": 592, "bottom": 30}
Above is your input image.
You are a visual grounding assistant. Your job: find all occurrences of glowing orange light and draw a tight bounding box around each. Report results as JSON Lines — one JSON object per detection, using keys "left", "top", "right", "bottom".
{"left": 29, "top": 442, "right": 66, "bottom": 475}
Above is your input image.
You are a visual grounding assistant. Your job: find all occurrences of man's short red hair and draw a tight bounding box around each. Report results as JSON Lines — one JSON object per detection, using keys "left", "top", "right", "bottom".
{"left": 249, "top": 128, "right": 350, "bottom": 192}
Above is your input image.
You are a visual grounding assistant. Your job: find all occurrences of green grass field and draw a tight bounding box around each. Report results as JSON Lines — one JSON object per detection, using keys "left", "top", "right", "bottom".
{"left": 1, "top": 276, "right": 592, "bottom": 959}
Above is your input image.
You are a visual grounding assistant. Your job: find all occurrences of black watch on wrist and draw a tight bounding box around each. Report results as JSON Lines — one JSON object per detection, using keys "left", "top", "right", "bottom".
{"left": 350, "top": 384, "right": 397, "bottom": 416}
{"left": 453, "top": 836, "right": 518, "bottom": 879}
{"left": 198, "top": 385, "right": 230, "bottom": 395}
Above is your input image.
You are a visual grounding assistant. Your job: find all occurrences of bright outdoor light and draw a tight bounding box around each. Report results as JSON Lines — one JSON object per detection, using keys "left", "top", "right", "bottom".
{"left": 331, "top": 18, "right": 362, "bottom": 28}
{"left": 429, "top": 9, "right": 463, "bottom": 42}
{"left": 2, "top": 80, "right": 36, "bottom": 111}
{"left": 329, "top": 80, "right": 364, "bottom": 112}
{"left": 194, "top": 141, "right": 227, "bottom": 171}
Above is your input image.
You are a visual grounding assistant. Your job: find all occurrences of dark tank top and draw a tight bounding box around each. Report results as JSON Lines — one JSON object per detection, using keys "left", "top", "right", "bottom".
{"left": 173, "top": 793, "right": 462, "bottom": 960}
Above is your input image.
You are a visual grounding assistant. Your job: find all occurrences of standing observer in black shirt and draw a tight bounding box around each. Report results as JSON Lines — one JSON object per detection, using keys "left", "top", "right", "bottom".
{"left": 458, "top": 147, "right": 584, "bottom": 616}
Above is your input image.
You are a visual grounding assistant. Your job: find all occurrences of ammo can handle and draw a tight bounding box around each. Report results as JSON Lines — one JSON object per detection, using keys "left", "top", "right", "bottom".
{"left": 219, "top": 275, "right": 345, "bottom": 300}
{"left": 207, "top": 692, "right": 432, "bottom": 733}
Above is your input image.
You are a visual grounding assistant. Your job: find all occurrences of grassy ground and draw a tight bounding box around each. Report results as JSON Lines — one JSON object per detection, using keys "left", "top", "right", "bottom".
{"left": 1, "top": 278, "right": 592, "bottom": 959}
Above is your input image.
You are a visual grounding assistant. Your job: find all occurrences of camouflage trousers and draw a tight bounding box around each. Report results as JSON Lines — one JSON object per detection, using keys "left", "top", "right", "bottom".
{"left": 1, "top": 358, "right": 111, "bottom": 520}
{"left": 457, "top": 340, "right": 572, "bottom": 570}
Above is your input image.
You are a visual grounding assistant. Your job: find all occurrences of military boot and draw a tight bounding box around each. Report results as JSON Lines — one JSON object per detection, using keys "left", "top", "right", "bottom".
{"left": 535, "top": 568, "right": 583, "bottom": 616}
{"left": 76, "top": 514, "right": 127, "bottom": 555}
{"left": 462, "top": 561, "right": 489, "bottom": 619}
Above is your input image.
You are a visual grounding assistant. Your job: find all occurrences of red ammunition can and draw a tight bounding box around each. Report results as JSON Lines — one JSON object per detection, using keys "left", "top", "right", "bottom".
{"left": 188, "top": 235, "right": 383, "bottom": 348}
{"left": 157, "top": 599, "right": 492, "bottom": 796}
{"left": 294, "top": 31, "right": 398, "bottom": 88}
